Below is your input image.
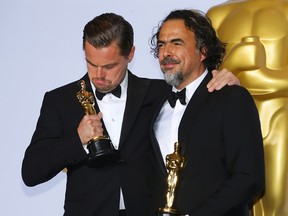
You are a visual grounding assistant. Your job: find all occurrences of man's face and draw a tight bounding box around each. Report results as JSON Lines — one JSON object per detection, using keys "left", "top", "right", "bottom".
{"left": 84, "top": 42, "right": 134, "bottom": 92}
{"left": 157, "top": 19, "right": 206, "bottom": 89}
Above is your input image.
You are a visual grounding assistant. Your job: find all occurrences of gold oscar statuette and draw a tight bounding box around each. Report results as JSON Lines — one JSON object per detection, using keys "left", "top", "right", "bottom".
{"left": 207, "top": 1, "right": 288, "bottom": 214}
{"left": 77, "top": 80, "right": 120, "bottom": 167}
{"left": 158, "top": 142, "right": 185, "bottom": 216}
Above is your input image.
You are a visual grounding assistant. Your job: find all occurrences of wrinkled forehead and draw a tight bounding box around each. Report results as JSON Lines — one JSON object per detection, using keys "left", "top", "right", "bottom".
{"left": 158, "top": 19, "right": 195, "bottom": 43}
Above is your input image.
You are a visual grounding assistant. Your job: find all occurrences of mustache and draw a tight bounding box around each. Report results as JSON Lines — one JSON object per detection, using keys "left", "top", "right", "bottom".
{"left": 161, "top": 57, "right": 180, "bottom": 65}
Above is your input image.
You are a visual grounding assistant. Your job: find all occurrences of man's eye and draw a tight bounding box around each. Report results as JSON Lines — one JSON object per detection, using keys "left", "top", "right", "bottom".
{"left": 105, "top": 66, "right": 114, "bottom": 70}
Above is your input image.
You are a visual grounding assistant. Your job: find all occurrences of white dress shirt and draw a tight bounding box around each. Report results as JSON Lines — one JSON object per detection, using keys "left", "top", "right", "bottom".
{"left": 90, "top": 71, "right": 128, "bottom": 210}
{"left": 154, "top": 70, "right": 208, "bottom": 163}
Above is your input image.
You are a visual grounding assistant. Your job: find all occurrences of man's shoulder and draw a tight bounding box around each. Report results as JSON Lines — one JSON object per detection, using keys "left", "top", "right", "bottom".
{"left": 129, "top": 73, "right": 168, "bottom": 90}
{"left": 48, "top": 79, "right": 79, "bottom": 94}
{"left": 42, "top": 78, "right": 86, "bottom": 104}
{"left": 211, "top": 84, "right": 255, "bottom": 105}
{"left": 224, "top": 84, "right": 252, "bottom": 96}
{"left": 47, "top": 74, "right": 88, "bottom": 94}
{"left": 129, "top": 72, "right": 165, "bottom": 83}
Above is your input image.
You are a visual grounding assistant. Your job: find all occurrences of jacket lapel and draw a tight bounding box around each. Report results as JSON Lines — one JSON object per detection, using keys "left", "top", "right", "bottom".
{"left": 118, "top": 71, "right": 150, "bottom": 147}
{"left": 151, "top": 73, "right": 212, "bottom": 176}
{"left": 151, "top": 86, "right": 172, "bottom": 175}
{"left": 178, "top": 73, "right": 212, "bottom": 156}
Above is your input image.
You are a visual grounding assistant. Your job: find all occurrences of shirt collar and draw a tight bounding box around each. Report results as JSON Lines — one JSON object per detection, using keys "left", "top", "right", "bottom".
{"left": 171, "top": 70, "right": 208, "bottom": 103}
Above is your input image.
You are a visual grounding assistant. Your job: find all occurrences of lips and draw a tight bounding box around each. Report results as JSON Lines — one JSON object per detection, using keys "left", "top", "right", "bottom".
{"left": 161, "top": 57, "right": 180, "bottom": 70}
{"left": 162, "top": 62, "right": 177, "bottom": 70}
{"left": 93, "top": 79, "right": 107, "bottom": 86}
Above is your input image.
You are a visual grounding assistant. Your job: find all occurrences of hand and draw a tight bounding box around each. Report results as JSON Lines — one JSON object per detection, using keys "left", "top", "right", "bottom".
{"left": 207, "top": 68, "right": 240, "bottom": 92}
{"left": 77, "top": 112, "right": 104, "bottom": 145}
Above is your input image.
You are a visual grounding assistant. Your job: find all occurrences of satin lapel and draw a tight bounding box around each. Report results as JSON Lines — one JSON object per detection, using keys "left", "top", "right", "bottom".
{"left": 151, "top": 85, "right": 172, "bottom": 175}
{"left": 118, "top": 72, "right": 150, "bottom": 147}
{"left": 178, "top": 73, "right": 212, "bottom": 154}
{"left": 81, "top": 73, "right": 92, "bottom": 92}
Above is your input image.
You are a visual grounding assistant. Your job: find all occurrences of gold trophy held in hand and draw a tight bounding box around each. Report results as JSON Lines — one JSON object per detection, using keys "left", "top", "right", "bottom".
{"left": 158, "top": 142, "right": 185, "bottom": 216}
{"left": 77, "top": 80, "right": 120, "bottom": 167}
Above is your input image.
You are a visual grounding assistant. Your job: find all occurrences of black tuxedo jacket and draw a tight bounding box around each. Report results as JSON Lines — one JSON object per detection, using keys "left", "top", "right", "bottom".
{"left": 22, "top": 71, "right": 168, "bottom": 216}
{"left": 151, "top": 73, "right": 265, "bottom": 216}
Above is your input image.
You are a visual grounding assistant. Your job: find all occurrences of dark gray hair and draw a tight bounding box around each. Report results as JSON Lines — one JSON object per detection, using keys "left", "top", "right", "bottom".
{"left": 150, "top": 9, "right": 226, "bottom": 72}
{"left": 83, "top": 13, "right": 134, "bottom": 57}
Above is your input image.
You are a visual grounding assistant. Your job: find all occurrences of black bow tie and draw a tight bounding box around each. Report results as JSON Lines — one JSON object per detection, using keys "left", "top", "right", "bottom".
{"left": 95, "top": 85, "right": 121, "bottom": 100}
{"left": 167, "top": 88, "right": 186, "bottom": 108}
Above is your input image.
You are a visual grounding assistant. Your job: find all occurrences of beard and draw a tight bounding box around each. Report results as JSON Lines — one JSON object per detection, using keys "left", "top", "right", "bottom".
{"left": 164, "top": 71, "right": 184, "bottom": 87}
{"left": 161, "top": 56, "right": 183, "bottom": 87}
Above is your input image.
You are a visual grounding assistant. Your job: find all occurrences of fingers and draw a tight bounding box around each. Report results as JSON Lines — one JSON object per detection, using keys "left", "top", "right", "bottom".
{"left": 207, "top": 68, "right": 240, "bottom": 92}
{"left": 77, "top": 114, "right": 104, "bottom": 144}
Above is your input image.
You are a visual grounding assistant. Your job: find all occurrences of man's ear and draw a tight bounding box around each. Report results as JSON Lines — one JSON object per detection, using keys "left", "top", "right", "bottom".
{"left": 128, "top": 46, "right": 135, "bottom": 63}
{"left": 200, "top": 46, "right": 207, "bottom": 62}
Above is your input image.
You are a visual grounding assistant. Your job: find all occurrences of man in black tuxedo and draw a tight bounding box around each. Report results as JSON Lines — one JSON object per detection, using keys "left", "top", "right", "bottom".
{"left": 22, "top": 13, "right": 240, "bottom": 216}
{"left": 150, "top": 9, "right": 265, "bottom": 216}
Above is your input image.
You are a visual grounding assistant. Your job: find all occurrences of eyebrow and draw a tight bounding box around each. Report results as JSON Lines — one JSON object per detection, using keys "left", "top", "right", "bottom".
{"left": 158, "top": 38, "right": 184, "bottom": 44}
{"left": 85, "top": 58, "right": 118, "bottom": 68}
{"left": 85, "top": 58, "right": 96, "bottom": 66}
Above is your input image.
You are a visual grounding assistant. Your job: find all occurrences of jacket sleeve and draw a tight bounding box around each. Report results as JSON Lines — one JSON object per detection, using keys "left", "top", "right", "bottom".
{"left": 21, "top": 92, "right": 88, "bottom": 186}
{"left": 191, "top": 87, "right": 265, "bottom": 215}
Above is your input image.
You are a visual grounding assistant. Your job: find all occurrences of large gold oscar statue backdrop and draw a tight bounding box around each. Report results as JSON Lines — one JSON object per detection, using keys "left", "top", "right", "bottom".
{"left": 207, "top": 0, "right": 288, "bottom": 215}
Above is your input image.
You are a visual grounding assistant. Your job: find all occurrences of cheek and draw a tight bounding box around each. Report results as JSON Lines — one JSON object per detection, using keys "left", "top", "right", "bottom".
{"left": 109, "top": 74, "right": 120, "bottom": 84}
{"left": 108, "top": 69, "right": 125, "bottom": 85}
{"left": 86, "top": 67, "right": 94, "bottom": 77}
{"left": 87, "top": 64, "right": 97, "bottom": 74}
{"left": 158, "top": 49, "right": 164, "bottom": 58}
{"left": 185, "top": 51, "right": 201, "bottom": 64}
{"left": 158, "top": 57, "right": 164, "bottom": 65}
